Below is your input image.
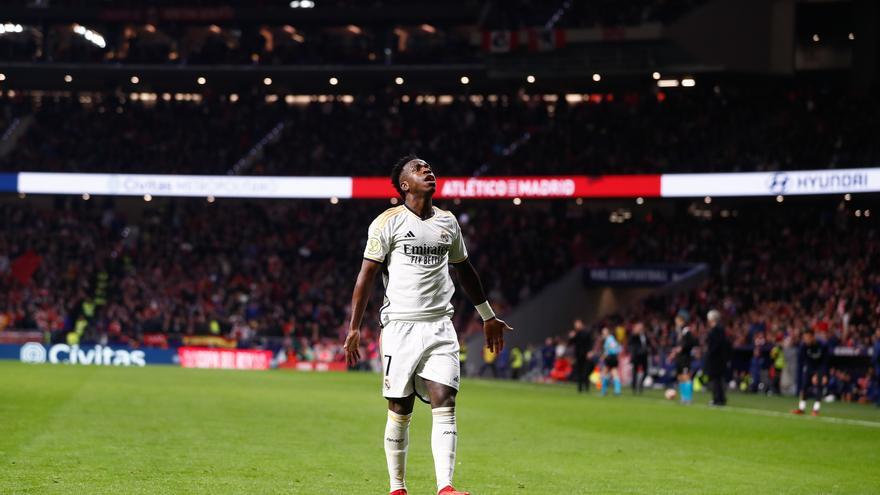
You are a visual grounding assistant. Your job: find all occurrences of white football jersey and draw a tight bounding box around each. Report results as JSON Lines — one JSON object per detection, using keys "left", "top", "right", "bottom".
{"left": 363, "top": 205, "right": 468, "bottom": 325}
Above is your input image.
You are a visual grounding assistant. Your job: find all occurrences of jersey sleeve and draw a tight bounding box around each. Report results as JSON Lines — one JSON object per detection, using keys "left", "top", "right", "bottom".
{"left": 449, "top": 216, "right": 468, "bottom": 264}
{"left": 363, "top": 215, "right": 391, "bottom": 263}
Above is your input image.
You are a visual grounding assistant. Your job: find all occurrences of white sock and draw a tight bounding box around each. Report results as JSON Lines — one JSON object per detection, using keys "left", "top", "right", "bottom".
{"left": 431, "top": 406, "right": 457, "bottom": 492}
{"left": 813, "top": 401, "right": 821, "bottom": 412}
{"left": 798, "top": 400, "right": 806, "bottom": 411}
{"left": 385, "top": 410, "right": 411, "bottom": 492}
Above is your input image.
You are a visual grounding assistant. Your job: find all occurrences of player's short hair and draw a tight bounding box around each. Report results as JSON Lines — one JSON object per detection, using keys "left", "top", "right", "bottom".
{"left": 803, "top": 328, "right": 815, "bottom": 336}
{"left": 391, "top": 154, "right": 419, "bottom": 197}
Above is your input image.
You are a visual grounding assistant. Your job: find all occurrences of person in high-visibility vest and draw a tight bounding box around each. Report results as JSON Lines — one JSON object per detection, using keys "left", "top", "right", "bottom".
{"left": 510, "top": 347, "right": 524, "bottom": 380}
{"left": 480, "top": 345, "right": 498, "bottom": 378}
{"left": 74, "top": 315, "right": 88, "bottom": 341}
{"left": 770, "top": 341, "right": 785, "bottom": 395}
{"left": 459, "top": 341, "right": 468, "bottom": 377}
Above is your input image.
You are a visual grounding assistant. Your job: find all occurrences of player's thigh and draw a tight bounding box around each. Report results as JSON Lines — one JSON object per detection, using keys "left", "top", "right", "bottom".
{"left": 414, "top": 320, "right": 461, "bottom": 402}
{"left": 380, "top": 321, "right": 424, "bottom": 399}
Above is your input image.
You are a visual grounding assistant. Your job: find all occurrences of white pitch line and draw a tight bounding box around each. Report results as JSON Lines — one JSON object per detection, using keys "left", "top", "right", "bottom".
{"left": 609, "top": 386, "right": 880, "bottom": 428}
{"left": 701, "top": 403, "right": 880, "bottom": 429}
{"left": 469, "top": 379, "right": 880, "bottom": 428}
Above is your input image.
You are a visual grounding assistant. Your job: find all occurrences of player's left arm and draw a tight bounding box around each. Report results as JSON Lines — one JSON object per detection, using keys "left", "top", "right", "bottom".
{"left": 451, "top": 259, "right": 512, "bottom": 353}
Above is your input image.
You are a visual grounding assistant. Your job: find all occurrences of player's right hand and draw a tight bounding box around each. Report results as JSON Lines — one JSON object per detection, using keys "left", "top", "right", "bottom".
{"left": 344, "top": 328, "right": 361, "bottom": 366}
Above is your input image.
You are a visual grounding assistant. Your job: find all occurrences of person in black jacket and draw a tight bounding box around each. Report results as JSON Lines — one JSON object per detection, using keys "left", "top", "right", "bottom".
{"left": 568, "top": 319, "right": 594, "bottom": 393}
{"left": 628, "top": 321, "right": 650, "bottom": 394}
{"left": 705, "top": 309, "right": 730, "bottom": 406}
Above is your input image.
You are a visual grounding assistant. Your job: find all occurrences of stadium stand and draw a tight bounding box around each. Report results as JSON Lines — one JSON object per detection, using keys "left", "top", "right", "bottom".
{"left": 2, "top": 85, "right": 878, "bottom": 175}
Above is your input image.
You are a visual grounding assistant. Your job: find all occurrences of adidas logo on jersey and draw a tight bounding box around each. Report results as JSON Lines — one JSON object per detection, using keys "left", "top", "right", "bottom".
{"left": 404, "top": 231, "right": 416, "bottom": 238}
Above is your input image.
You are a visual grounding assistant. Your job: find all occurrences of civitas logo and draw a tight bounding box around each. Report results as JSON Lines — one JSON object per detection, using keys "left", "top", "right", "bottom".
{"left": 768, "top": 172, "right": 789, "bottom": 194}
{"left": 41, "top": 344, "right": 146, "bottom": 366}
{"left": 19, "top": 342, "right": 47, "bottom": 364}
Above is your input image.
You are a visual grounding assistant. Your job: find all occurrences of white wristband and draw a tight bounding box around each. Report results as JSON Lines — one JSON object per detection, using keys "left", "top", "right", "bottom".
{"left": 475, "top": 301, "right": 496, "bottom": 321}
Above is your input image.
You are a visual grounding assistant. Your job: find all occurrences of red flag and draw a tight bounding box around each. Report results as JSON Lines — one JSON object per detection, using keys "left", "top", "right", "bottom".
{"left": 11, "top": 250, "right": 41, "bottom": 284}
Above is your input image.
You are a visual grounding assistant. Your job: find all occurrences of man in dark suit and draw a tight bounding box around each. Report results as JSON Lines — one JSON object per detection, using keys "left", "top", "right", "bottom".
{"left": 628, "top": 321, "right": 650, "bottom": 394}
{"left": 568, "top": 319, "right": 594, "bottom": 393}
{"left": 705, "top": 309, "right": 730, "bottom": 406}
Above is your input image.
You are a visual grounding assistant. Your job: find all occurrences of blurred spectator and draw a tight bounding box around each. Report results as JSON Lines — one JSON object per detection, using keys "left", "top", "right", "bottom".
{"left": 480, "top": 344, "right": 497, "bottom": 377}
{"left": 549, "top": 353, "right": 572, "bottom": 382}
{"left": 510, "top": 346, "right": 524, "bottom": 380}
{"left": 628, "top": 321, "right": 649, "bottom": 394}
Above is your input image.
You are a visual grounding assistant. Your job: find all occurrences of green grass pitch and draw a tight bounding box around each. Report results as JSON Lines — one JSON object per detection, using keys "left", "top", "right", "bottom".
{"left": 1, "top": 361, "right": 878, "bottom": 494}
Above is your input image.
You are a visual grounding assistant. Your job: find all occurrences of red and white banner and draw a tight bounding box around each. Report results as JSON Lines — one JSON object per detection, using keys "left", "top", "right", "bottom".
{"left": 178, "top": 347, "right": 273, "bottom": 370}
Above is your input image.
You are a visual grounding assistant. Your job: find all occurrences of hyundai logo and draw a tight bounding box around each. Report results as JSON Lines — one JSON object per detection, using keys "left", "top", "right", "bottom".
{"left": 768, "top": 172, "right": 789, "bottom": 194}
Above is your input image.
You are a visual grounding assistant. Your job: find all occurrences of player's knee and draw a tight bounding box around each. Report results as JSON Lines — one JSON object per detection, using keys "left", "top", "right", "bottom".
{"left": 388, "top": 397, "right": 415, "bottom": 415}
{"left": 431, "top": 390, "right": 456, "bottom": 409}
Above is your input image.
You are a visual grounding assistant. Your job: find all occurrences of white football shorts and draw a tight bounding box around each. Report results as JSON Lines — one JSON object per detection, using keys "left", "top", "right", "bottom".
{"left": 379, "top": 318, "right": 461, "bottom": 403}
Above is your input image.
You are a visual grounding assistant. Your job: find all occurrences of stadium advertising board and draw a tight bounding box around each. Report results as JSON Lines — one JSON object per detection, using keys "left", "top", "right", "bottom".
{"left": 584, "top": 264, "right": 707, "bottom": 286}
{"left": 343, "top": 175, "right": 660, "bottom": 198}
{"left": 8, "top": 167, "right": 880, "bottom": 199}
{"left": 16, "top": 173, "right": 351, "bottom": 199}
{"left": 0, "top": 343, "right": 177, "bottom": 366}
{"left": 660, "top": 168, "right": 880, "bottom": 197}
{"left": 178, "top": 347, "right": 272, "bottom": 370}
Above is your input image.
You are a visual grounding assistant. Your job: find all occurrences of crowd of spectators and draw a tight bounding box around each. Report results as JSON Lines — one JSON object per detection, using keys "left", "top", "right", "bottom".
{"left": 488, "top": 202, "right": 880, "bottom": 403}
{"left": 3, "top": 85, "right": 879, "bottom": 176}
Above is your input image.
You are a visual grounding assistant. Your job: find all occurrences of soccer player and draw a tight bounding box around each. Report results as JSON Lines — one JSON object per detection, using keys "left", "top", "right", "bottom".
{"left": 599, "top": 327, "right": 622, "bottom": 396}
{"left": 792, "top": 329, "right": 829, "bottom": 416}
{"left": 344, "top": 156, "right": 512, "bottom": 495}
